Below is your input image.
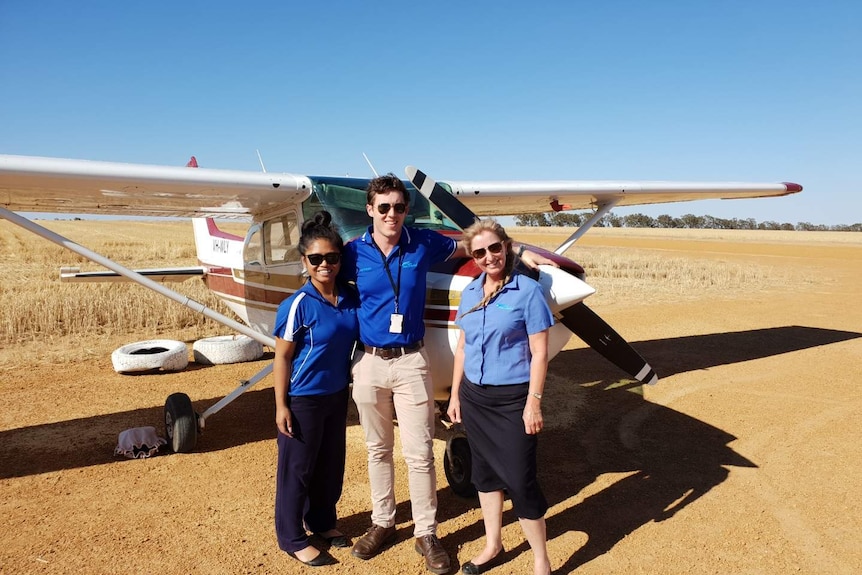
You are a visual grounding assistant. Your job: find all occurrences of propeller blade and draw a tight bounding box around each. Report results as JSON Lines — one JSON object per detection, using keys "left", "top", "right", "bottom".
{"left": 560, "top": 302, "right": 658, "bottom": 385}
{"left": 406, "top": 165, "right": 658, "bottom": 385}
{"left": 407, "top": 165, "right": 478, "bottom": 229}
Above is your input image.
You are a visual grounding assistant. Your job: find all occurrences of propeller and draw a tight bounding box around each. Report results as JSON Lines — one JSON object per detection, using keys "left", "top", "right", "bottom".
{"left": 406, "top": 165, "right": 658, "bottom": 386}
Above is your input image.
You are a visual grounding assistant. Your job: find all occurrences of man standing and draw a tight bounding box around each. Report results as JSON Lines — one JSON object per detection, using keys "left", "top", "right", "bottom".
{"left": 342, "top": 174, "right": 548, "bottom": 574}
{"left": 342, "top": 174, "right": 454, "bottom": 574}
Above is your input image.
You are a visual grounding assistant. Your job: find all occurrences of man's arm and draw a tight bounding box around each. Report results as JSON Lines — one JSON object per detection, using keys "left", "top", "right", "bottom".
{"left": 447, "top": 239, "right": 557, "bottom": 269}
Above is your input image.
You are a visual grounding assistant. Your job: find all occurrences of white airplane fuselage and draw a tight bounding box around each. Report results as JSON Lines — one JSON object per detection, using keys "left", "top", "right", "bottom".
{"left": 192, "top": 218, "right": 589, "bottom": 402}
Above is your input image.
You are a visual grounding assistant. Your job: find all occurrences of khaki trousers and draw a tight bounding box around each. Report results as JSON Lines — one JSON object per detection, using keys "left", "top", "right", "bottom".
{"left": 351, "top": 347, "right": 438, "bottom": 536}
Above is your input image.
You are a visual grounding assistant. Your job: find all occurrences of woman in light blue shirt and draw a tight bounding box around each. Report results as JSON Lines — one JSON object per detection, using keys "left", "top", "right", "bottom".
{"left": 448, "top": 219, "right": 554, "bottom": 575}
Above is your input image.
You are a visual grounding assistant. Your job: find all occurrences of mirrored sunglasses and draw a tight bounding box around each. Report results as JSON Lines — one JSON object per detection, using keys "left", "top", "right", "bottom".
{"left": 470, "top": 242, "right": 504, "bottom": 259}
{"left": 305, "top": 252, "right": 341, "bottom": 266}
{"left": 376, "top": 202, "right": 407, "bottom": 215}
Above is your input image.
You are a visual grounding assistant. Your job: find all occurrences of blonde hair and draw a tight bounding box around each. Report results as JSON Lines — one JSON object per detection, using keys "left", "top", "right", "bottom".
{"left": 459, "top": 219, "right": 517, "bottom": 318}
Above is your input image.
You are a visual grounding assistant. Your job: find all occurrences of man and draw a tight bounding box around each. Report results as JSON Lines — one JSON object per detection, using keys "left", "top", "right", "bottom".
{"left": 342, "top": 174, "right": 548, "bottom": 574}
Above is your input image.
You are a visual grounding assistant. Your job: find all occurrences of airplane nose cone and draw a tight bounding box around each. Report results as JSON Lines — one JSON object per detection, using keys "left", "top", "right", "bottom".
{"left": 535, "top": 264, "right": 596, "bottom": 313}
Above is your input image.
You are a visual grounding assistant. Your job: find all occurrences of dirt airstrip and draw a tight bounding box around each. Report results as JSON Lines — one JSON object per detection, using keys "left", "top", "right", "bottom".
{"left": 1, "top": 227, "right": 861, "bottom": 574}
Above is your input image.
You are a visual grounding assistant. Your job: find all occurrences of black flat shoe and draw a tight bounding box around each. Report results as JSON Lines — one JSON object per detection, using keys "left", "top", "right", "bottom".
{"left": 288, "top": 549, "right": 336, "bottom": 567}
{"left": 461, "top": 548, "right": 505, "bottom": 574}
{"left": 319, "top": 533, "right": 351, "bottom": 548}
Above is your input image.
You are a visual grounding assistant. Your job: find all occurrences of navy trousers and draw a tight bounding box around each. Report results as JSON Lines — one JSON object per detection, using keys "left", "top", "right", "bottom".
{"left": 275, "top": 387, "right": 348, "bottom": 553}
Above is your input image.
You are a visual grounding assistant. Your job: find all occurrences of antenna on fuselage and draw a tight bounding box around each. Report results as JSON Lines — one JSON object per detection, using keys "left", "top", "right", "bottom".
{"left": 362, "top": 152, "right": 379, "bottom": 177}
{"left": 256, "top": 149, "right": 267, "bottom": 173}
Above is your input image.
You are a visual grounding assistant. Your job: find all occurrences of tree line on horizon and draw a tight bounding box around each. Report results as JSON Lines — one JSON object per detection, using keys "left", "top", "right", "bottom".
{"left": 514, "top": 212, "right": 862, "bottom": 232}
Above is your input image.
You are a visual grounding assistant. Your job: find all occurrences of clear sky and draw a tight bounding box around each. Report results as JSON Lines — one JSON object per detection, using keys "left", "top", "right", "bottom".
{"left": 1, "top": 1, "right": 859, "bottom": 225}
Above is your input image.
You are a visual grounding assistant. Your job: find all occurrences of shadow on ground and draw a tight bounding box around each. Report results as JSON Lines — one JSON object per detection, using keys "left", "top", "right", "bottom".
{"left": 2, "top": 325, "right": 858, "bottom": 500}
{"left": 337, "top": 324, "right": 862, "bottom": 572}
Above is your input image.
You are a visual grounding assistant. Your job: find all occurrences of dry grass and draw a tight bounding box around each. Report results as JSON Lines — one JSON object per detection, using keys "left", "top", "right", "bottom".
{"left": 0, "top": 220, "right": 825, "bottom": 367}
{"left": 0, "top": 219, "right": 248, "bottom": 367}
{"left": 510, "top": 227, "right": 816, "bottom": 305}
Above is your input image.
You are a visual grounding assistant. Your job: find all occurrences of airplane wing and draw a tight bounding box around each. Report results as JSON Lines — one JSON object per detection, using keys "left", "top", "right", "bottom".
{"left": 438, "top": 179, "right": 803, "bottom": 217}
{"left": 0, "top": 155, "right": 313, "bottom": 218}
{"left": 1, "top": 154, "right": 802, "bottom": 219}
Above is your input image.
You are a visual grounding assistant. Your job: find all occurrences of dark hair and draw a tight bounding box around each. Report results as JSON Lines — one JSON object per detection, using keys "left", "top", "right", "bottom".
{"left": 298, "top": 210, "right": 343, "bottom": 255}
{"left": 366, "top": 173, "right": 409, "bottom": 206}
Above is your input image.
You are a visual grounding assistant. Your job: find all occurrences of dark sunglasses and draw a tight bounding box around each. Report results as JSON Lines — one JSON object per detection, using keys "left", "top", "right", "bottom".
{"left": 470, "top": 242, "right": 504, "bottom": 259}
{"left": 376, "top": 202, "right": 407, "bottom": 215}
{"left": 305, "top": 252, "right": 341, "bottom": 266}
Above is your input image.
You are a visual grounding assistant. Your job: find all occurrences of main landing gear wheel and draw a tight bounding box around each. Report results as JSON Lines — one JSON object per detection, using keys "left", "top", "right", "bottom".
{"left": 164, "top": 392, "right": 198, "bottom": 453}
{"left": 444, "top": 435, "right": 477, "bottom": 498}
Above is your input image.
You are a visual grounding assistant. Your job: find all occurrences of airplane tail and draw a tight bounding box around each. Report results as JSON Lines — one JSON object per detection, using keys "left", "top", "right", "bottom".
{"left": 192, "top": 218, "right": 245, "bottom": 268}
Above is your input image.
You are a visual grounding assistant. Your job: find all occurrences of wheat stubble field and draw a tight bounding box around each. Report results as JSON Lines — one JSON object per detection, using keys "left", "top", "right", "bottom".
{"left": 1, "top": 220, "right": 861, "bottom": 574}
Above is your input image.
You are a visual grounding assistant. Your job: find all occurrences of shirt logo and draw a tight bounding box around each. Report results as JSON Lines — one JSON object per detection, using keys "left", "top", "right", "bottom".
{"left": 401, "top": 261, "right": 417, "bottom": 269}
{"left": 495, "top": 303, "right": 514, "bottom": 310}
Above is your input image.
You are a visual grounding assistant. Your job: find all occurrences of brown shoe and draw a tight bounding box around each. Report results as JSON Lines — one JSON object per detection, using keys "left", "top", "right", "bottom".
{"left": 351, "top": 524, "right": 397, "bottom": 560}
{"left": 414, "top": 534, "right": 451, "bottom": 574}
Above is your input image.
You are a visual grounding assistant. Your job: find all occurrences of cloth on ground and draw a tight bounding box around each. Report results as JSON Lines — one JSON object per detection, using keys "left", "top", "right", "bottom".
{"left": 115, "top": 426, "right": 167, "bottom": 459}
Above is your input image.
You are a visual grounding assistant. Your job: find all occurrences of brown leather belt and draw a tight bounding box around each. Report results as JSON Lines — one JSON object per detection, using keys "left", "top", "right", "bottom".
{"left": 362, "top": 339, "right": 424, "bottom": 360}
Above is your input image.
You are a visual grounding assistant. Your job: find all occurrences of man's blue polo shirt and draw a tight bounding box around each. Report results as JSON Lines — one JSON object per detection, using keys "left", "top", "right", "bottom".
{"left": 272, "top": 280, "right": 360, "bottom": 396}
{"left": 342, "top": 226, "right": 456, "bottom": 348}
{"left": 455, "top": 271, "right": 554, "bottom": 385}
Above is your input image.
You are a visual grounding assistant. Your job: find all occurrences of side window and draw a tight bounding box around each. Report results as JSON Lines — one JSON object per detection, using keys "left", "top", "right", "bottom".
{"left": 264, "top": 213, "right": 300, "bottom": 265}
{"left": 244, "top": 225, "right": 263, "bottom": 266}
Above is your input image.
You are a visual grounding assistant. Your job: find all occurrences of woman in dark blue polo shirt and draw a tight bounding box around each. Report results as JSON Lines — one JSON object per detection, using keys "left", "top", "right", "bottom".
{"left": 272, "top": 211, "right": 359, "bottom": 567}
{"left": 448, "top": 219, "right": 554, "bottom": 575}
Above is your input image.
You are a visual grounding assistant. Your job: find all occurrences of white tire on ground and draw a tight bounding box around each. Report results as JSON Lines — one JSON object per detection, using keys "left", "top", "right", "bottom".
{"left": 193, "top": 335, "right": 264, "bottom": 365}
{"left": 111, "top": 340, "right": 189, "bottom": 374}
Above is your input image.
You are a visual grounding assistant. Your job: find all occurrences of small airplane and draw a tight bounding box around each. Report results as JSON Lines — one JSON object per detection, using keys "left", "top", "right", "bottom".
{"left": 0, "top": 153, "right": 801, "bottom": 496}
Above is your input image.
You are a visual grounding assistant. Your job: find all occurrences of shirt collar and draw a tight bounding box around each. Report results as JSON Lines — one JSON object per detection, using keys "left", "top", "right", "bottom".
{"left": 468, "top": 270, "right": 523, "bottom": 293}
{"left": 360, "top": 225, "right": 411, "bottom": 248}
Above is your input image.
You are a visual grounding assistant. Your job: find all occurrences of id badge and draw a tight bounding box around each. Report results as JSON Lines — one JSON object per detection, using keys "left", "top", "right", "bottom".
{"left": 389, "top": 313, "right": 403, "bottom": 334}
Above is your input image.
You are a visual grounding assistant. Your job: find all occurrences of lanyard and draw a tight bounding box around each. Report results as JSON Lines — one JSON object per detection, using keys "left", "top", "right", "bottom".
{"left": 373, "top": 242, "right": 403, "bottom": 314}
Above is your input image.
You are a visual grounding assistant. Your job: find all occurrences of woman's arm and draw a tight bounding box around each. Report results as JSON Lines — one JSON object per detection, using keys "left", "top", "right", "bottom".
{"left": 447, "top": 329, "right": 467, "bottom": 424}
{"left": 273, "top": 337, "right": 296, "bottom": 437}
{"left": 523, "top": 329, "right": 549, "bottom": 435}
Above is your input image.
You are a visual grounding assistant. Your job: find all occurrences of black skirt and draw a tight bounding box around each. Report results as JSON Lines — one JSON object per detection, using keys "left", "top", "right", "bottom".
{"left": 459, "top": 377, "right": 548, "bottom": 520}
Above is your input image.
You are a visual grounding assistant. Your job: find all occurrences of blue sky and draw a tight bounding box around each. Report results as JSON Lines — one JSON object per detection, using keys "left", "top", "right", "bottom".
{"left": 1, "top": 1, "right": 859, "bottom": 225}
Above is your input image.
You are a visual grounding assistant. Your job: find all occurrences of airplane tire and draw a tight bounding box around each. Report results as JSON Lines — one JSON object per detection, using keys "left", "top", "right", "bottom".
{"left": 192, "top": 335, "right": 264, "bottom": 365}
{"left": 164, "top": 392, "right": 197, "bottom": 453}
{"left": 444, "top": 435, "right": 477, "bottom": 498}
{"left": 111, "top": 339, "right": 189, "bottom": 374}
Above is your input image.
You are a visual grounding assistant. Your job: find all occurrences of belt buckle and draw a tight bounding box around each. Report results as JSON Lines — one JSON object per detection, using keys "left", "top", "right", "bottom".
{"left": 379, "top": 347, "right": 399, "bottom": 360}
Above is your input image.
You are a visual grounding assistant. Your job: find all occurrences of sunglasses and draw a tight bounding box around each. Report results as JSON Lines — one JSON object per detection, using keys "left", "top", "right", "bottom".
{"left": 376, "top": 202, "right": 407, "bottom": 215}
{"left": 305, "top": 252, "right": 341, "bottom": 266}
{"left": 470, "top": 242, "right": 504, "bottom": 259}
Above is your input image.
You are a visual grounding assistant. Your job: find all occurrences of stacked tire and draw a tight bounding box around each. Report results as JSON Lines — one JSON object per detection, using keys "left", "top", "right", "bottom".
{"left": 192, "top": 335, "right": 264, "bottom": 365}
{"left": 111, "top": 340, "right": 189, "bottom": 374}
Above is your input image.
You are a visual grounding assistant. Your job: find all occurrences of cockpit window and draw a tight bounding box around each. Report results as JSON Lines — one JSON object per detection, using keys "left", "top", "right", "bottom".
{"left": 303, "top": 176, "right": 460, "bottom": 241}
{"left": 263, "top": 213, "right": 300, "bottom": 264}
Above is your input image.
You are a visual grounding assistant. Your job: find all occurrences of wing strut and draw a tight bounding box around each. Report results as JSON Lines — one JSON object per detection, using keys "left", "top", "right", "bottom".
{"left": 0, "top": 207, "right": 275, "bottom": 349}
{"left": 553, "top": 199, "right": 619, "bottom": 255}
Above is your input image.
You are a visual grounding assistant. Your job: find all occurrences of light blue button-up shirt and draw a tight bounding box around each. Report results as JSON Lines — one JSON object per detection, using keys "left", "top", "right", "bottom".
{"left": 455, "top": 271, "right": 554, "bottom": 385}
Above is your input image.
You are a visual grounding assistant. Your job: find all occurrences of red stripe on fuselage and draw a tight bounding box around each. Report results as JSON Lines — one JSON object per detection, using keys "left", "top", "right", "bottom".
{"left": 206, "top": 218, "right": 245, "bottom": 241}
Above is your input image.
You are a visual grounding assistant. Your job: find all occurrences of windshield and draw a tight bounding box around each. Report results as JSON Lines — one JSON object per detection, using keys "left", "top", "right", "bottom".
{"left": 303, "top": 176, "right": 461, "bottom": 241}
